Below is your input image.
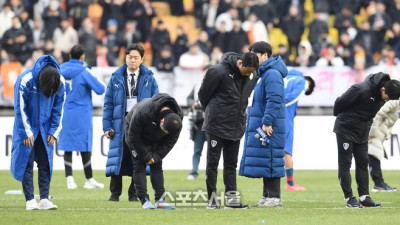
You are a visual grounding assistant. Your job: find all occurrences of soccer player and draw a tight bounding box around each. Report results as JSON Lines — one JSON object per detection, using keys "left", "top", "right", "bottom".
{"left": 334, "top": 72, "right": 400, "bottom": 208}
{"left": 58, "top": 45, "right": 106, "bottom": 189}
{"left": 284, "top": 69, "right": 315, "bottom": 191}
{"left": 11, "top": 55, "right": 66, "bottom": 210}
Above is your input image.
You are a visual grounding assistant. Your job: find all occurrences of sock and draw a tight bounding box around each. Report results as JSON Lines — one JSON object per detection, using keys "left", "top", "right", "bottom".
{"left": 286, "top": 168, "right": 294, "bottom": 186}
{"left": 360, "top": 195, "right": 368, "bottom": 201}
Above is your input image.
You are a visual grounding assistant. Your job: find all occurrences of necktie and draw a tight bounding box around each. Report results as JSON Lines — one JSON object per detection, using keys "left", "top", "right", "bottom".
{"left": 130, "top": 73, "right": 135, "bottom": 95}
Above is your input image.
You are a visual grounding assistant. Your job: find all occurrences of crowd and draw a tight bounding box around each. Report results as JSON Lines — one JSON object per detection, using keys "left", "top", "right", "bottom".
{"left": 1, "top": 0, "right": 400, "bottom": 71}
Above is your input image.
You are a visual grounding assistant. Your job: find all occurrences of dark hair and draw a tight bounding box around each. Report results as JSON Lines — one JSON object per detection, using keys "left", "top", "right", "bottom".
{"left": 70, "top": 45, "right": 85, "bottom": 59}
{"left": 39, "top": 65, "right": 60, "bottom": 98}
{"left": 125, "top": 43, "right": 144, "bottom": 57}
{"left": 241, "top": 52, "right": 259, "bottom": 68}
{"left": 248, "top": 41, "right": 273, "bottom": 57}
{"left": 384, "top": 79, "right": 400, "bottom": 100}
{"left": 164, "top": 113, "right": 182, "bottom": 135}
{"left": 304, "top": 76, "right": 315, "bottom": 95}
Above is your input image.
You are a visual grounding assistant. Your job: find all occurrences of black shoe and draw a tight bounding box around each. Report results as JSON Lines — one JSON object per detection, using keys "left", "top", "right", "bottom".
{"left": 359, "top": 196, "right": 381, "bottom": 208}
{"left": 372, "top": 183, "right": 396, "bottom": 192}
{"left": 346, "top": 196, "right": 360, "bottom": 208}
{"left": 108, "top": 196, "right": 119, "bottom": 202}
{"left": 224, "top": 204, "right": 250, "bottom": 209}
{"left": 129, "top": 196, "right": 139, "bottom": 202}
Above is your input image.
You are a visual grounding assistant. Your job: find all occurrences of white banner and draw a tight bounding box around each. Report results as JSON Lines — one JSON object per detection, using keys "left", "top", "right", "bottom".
{"left": 1, "top": 116, "right": 400, "bottom": 171}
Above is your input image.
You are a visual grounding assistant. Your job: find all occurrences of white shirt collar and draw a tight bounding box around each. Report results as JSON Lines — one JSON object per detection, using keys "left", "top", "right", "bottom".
{"left": 127, "top": 67, "right": 140, "bottom": 77}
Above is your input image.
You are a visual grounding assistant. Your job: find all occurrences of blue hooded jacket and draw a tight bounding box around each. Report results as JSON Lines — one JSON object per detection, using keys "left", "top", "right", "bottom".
{"left": 103, "top": 63, "right": 159, "bottom": 176}
{"left": 11, "top": 55, "right": 66, "bottom": 181}
{"left": 58, "top": 59, "right": 106, "bottom": 152}
{"left": 284, "top": 69, "right": 307, "bottom": 155}
{"left": 239, "top": 56, "right": 287, "bottom": 178}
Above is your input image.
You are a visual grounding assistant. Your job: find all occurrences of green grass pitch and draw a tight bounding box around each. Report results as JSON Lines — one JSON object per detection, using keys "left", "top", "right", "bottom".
{"left": 1, "top": 170, "right": 400, "bottom": 225}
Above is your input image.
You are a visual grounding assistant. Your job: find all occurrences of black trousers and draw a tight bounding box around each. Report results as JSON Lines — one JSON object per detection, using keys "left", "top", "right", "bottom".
{"left": 368, "top": 155, "right": 384, "bottom": 186}
{"left": 64, "top": 152, "right": 92, "bottom": 179}
{"left": 336, "top": 134, "right": 369, "bottom": 199}
{"left": 263, "top": 178, "right": 281, "bottom": 198}
{"left": 132, "top": 153, "right": 165, "bottom": 205}
{"left": 205, "top": 133, "right": 240, "bottom": 203}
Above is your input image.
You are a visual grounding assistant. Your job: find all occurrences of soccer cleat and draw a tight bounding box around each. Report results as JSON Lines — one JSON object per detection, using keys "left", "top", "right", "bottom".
{"left": 38, "top": 199, "right": 58, "bottom": 210}
{"left": 108, "top": 196, "right": 119, "bottom": 202}
{"left": 359, "top": 196, "right": 381, "bottom": 208}
{"left": 142, "top": 199, "right": 155, "bottom": 209}
{"left": 260, "top": 198, "right": 283, "bottom": 208}
{"left": 155, "top": 199, "right": 175, "bottom": 210}
{"left": 286, "top": 183, "right": 306, "bottom": 191}
{"left": 346, "top": 196, "right": 360, "bottom": 208}
{"left": 225, "top": 198, "right": 249, "bottom": 209}
{"left": 26, "top": 199, "right": 39, "bottom": 210}
{"left": 254, "top": 196, "right": 267, "bottom": 207}
{"left": 66, "top": 176, "right": 77, "bottom": 189}
{"left": 372, "top": 183, "right": 397, "bottom": 192}
{"left": 83, "top": 178, "right": 104, "bottom": 189}
{"left": 186, "top": 174, "right": 198, "bottom": 181}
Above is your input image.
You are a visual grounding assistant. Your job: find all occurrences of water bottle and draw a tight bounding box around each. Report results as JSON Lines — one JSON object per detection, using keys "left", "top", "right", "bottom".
{"left": 4, "top": 190, "right": 22, "bottom": 195}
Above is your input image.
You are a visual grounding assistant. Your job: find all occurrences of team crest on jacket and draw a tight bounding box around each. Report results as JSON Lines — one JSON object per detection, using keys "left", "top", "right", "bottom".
{"left": 343, "top": 143, "right": 349, "bottom": 150}
{"left": 211, "top": 140, "right": 217, "bottom": 148}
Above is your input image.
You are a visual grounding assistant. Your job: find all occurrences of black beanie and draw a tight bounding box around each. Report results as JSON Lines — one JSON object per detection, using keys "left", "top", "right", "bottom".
{"left": 163, "top": 112, "right": 182, "bottom": 134}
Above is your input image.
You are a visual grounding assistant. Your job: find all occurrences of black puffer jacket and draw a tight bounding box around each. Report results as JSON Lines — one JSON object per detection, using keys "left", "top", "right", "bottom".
{"left": 333, "top": 72, "right": 390, "bottom": 143}
{"left": 198, "top": 52, "right": 258, "bottom": 141}
{"left": 125, "top": 93, "right": 183, "bottom": 163}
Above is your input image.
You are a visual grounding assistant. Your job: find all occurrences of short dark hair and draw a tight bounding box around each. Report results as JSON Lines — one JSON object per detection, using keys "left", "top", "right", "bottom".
{"left": 384, "top": 79, "right": 400, "bottom": 100}
{"left": 248, "top": 41, "right": 273, "bottom": 57}
{"left": 70, "top": 45, "right": 85, "bottom": 59}
{"left": 39, "top": 65, "right": 60, "bottom": 98}
{"left": 125, "top": 43, "right": 144, "bottom": 57}
{"left": 164, "top": 113, "right": 182, "bottom": 135}
{"left": 305, "top": 76, "right": 315, "bottom": 95}
{"left": 241, "top": 52, "right": 259, "bottom": 68}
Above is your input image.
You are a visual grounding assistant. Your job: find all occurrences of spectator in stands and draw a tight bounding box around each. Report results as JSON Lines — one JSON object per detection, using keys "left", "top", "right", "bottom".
{"left": 274, "top": 44, "right": 291, "bottom": 66}
{"left": 154, "top": 46, "right": 175, "bottom": 73}
{"left": 18, "top": 10, "right": 32, "bottom": 41}
{"left": 78, "top": 18, "right": 97, "bottom": 66}
{"left": 42, "top": 0, "right": 66, "bottom": 40}
{"left": 295, "top": 40, "right": 313, "bottom": 67}
{"left": 336, "top": 32, "right": 354, "bottom": 66}
{"left": 334, "top": 5, "right": 357, "bottom": 37}
{"left": 250, "top": 0, "right": 277, "bottom": 30}
{"left": 211, "top": 21, "right": 226, "bottom": 52}
{"left": 242, "top": 12, "right": 269, "bottom": 45}
{"left": 150, "top": 20, "right": 171, "bottom": 66}
{"left": 124, "top": 21, "right": 142, "bottom": 47}
{"left": 354, "top": 21, "right": 379, "bottom": 55}
{"left": 68, "top": 0, "right": 90, "bottom": 30}
{"left": 53, "top": 18, "right": 78, "bottom": 61}
{"left": 179, "top": 43, "right": 209, "bottom": 69}
{"left": 13, "top": 31, "right": 34, "bottom": 65}
{"left": 2, "top": 16, "right": 22, "bottom": 54}
{"left": 388, "top": 0, "right": 400, "bottom": 24}
{"left": 96, "top": 45, "right": 109, "bottom": 67}
{"left": 0, "top": 4, "right": 15, "bottom": 39}
{"left": 315, "top": 44, "right": 345, "bottom": 67}
{"left": 24, "top": 49, "right": 44, "bottom": 69}
{"left": 10, "top": 0, "right": 25, "bottom": 16}
{"left": 348, "top": 42, "right": 374, "bottom": 70}
{"left": 195, "top": 30, "right": 212, "bottom": 56}
{"left": 43, "top": 39, "right": 55, "bottom": 55}
{"left": 131, "top": 0, "right": 156, "bottom": 42}
{"left": 215, "top": 7, "right": 238, "bottom": 32}
{"left": 225, "top": 19, "right": 249, "bottom": 53}
{"left": 169, "top": 0, "right": 185, "bottom": 16}
{"left": 308, "top": 11, "right": 329, "bottom": 51}
{"left": 101, "top": 19, "right": 124, "bottom": 67}
{"left": 100, "top": 0, "right": 126, "bottom": 31}
{"left": 210, "top": 46, "right": 223, "bottom": 65}
{"left": 368, "top": 0, "right": 392, "bottom": 54}
{"left": 387, "top": 22, "right": 400, "bottom": 53}
{"left": 379, "top": 47, "right": 400, "bottom": 66}
{"left": 281, "top": 5, "right": 304, "bottom": 57}
{"left": 32, "top": 19, "right": 45, "bottom": 49}
{"left": 193, "top": 0, "right": 208, "bottom": 28}
{"left": 203, "top": 0, "right": 220, "bottom": 35}
{"left": 173, "top": 26, "right": 189, "bottom": 63}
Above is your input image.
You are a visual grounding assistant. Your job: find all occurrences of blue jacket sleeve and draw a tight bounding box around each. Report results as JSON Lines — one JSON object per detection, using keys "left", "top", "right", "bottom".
{"left": 262, "top": 71, "right": 285, "bottom": 126}
{"left": 82, "top": 68, "right": 106, "bottom": 95}
{"left": 14, "top": 80, "right": 33, "bottom": 139}
{"left": 103, "top": 78, "right": 114, "bottom": 132}
{"left": 151, "top": 76, "right": 159, "bottom": 95}
{"left": 285, "top": 78, "right": 305, "bottom": 106}
{"left": 49, "top": 77, "right": 66, "bottom": 138}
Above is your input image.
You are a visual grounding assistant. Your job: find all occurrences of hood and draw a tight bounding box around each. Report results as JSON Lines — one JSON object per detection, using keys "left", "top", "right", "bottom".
{"left": 32, "top": 55, "right": 60, "bottom": 81}
{"left": 298, "top": 41, "right": 312, "bottom": 57}
{"left": 259, "top": 55, "right": 288, "bottom": 79}
{"left": 151, "top": 93, "right": 183, "bottom": 119}
{"left": 220, "top": 52, "right": 241, "bottom": 75}
{"left": 60, "top": 59, "right": 85, "bottom": 79}
{"left": 287, "top": 69, "right": 304, "bottom": 78}
{"left": 365, "top": 72, "right": 390, "bottom": 95}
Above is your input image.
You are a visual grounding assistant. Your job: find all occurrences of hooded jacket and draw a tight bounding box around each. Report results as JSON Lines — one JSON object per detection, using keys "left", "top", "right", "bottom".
{"left": 239, "top": 56, "right": 287, "bottom": 178}
{"left": 11, "top": 55, "right": 66, "bottom": 181}
{"left": 333, "top": 72, "right": 390, "bottom": 144}
{"left": 198, "top": 52, "right": 258, "bottom": 141}
{"left": 103, "top": 63, "right": 158, "bottom": 176}
{"left": 124, "top": 93, "right": 183, "bottom": 163}
{"left": 58, "top": 59, "right": 106, "bottom": 152}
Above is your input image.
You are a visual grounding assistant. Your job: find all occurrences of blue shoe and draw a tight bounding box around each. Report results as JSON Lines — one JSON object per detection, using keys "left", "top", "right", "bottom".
{"left": 142, "top": 199, "right": 155, "bottom": 209}
{"left": 155, "top": 199, "right": 175, "bottom": 210}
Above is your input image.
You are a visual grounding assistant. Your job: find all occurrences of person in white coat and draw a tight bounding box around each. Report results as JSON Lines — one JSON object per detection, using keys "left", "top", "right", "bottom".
{"left": 368, "top": 100, "right": 399, "bottom": 192}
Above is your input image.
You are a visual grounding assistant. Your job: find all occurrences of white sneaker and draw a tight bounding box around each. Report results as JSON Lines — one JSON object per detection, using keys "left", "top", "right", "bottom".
{"left": 84, "top": 178, "right": 104, "bottom": 189}
{"left": 26, "top": 199, "right": 39, "bottom": 210}
{"left": 256, "top": 197, "right": 267, "bottom": 207}
{"left": 38, "top": 199, "right": 58, "bottom": 210}
{"left": 260, "top": 198, "right": 283, "bottom": 208}
{"left": 66, "top": 176, "right": 77, "bottom": 189}
{"left": 186, "top": 175, "right": 198, "bottom": 180}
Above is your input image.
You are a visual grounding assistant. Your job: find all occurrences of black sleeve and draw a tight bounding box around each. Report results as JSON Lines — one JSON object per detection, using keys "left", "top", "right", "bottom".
{"left": 152, "top": 127, "right": 182, "bottom": 163}
{"left": 198, "top": 67, "right": 223, "bottom": 110}
{"left": 333, "top": 85, "right": 362, "bottom": 116}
